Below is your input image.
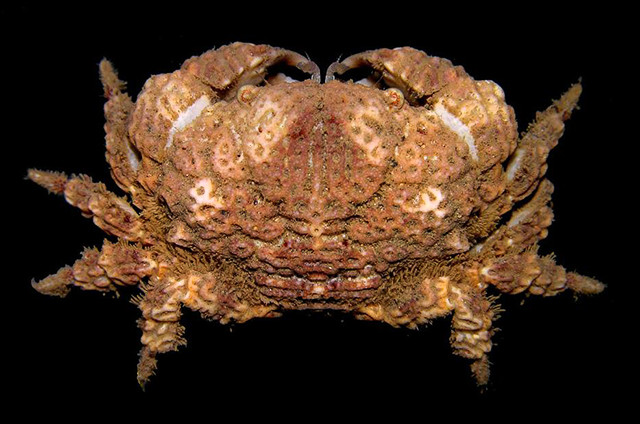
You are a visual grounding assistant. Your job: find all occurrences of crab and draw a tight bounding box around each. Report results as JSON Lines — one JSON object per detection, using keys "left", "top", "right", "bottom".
{"left": 29, "top": 42, "right": 604, "bottom": 387}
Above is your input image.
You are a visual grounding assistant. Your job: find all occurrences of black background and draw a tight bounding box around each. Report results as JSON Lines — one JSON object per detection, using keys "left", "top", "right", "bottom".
{"left": 3, "top": 4, "right": 632, "bottom": 418}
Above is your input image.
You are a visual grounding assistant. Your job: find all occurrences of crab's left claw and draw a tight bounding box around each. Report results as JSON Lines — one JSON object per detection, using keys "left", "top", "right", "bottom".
{"left": 326, "top": 47, "right": 457, "bottom": 103}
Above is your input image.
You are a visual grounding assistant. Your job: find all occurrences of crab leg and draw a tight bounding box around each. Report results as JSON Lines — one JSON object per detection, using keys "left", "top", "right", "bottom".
{"left": 99, "top": 59, "right": 139, "bottom": 194}
{"left": 448, "top": 281, "right": 496, "bottom": 385}
{"left": 28, "top": 169, "right": 148, "bottom": 243}
{"left": 474, "top": 179, "right": 555, "bottom": 257}
{"left": 471, "top": 179, "right": 605, "bottom": 296}
{"left": 464, "top": 83, "right": 582, "bottom": 242}
{"left": 136, "top": 274, "right": 189, "bottom": 387}
{"left": 505, "top": 83, "right": 582, "bottom": 200}
{"left": 135, "top": 269, "right": 277, "bottom": 387}
{"left": 478, "top": 251, "right": 603, "bottom": 296}
{"left": 32, "top": 241, "right": 157, "bottom": 297}
{"left": 358, "top": 273, "right": 496, "bottom": 385}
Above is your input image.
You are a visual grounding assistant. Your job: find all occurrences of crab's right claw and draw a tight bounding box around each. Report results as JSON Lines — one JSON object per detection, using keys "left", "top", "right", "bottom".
{"left": 183, "top": 42, "right": 320, "bottom": 93}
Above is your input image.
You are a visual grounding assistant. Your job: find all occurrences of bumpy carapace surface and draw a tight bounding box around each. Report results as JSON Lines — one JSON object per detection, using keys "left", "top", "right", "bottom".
{"left": 29, "top": 42, "right": 604, "bottom": 387}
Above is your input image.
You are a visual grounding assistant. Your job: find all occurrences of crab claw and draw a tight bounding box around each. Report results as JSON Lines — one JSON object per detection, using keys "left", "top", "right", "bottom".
{"left": 326, "top": 47, "right": 461, "bottom": 104}
{"left": 183, "top": 42, "right": 320, "bottom": 96}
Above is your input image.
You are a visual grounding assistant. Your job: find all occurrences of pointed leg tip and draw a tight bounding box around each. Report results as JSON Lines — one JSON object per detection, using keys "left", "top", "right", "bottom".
{"left": 32, "top": 266, "right": 73, "bottom": 297}
{"left": 99, "top": 58, "right": 113, "bottom": 72}
{"left": 99, "top": 58, "right": 126, "bottom": 98}
{"left": 556, "top": 83, "right": 583, "bottom": 119}
{"left": 567, "top": 81, "right": 583, "bottom": 98}
{"left": 137, "top": 376, "right": 149, "bottom": 392}
{"left": 136, "top": 347, "right": 157, "bottom": 390}
{"left": 471, "top": 356, "right": 490, "bottom": 387}
{"left": 27, "top": 169, "right": 68, "bottom": 195}
{"left": 566, "top": 272, "right": 606, "bottom": 295}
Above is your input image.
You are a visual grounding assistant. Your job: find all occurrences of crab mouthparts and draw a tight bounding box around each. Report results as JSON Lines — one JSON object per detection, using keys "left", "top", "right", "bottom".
{"left": 255, "top": 272, "right": 382, "bottom": 300}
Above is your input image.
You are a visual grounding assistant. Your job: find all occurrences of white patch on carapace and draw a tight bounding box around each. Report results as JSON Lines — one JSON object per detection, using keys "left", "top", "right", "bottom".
{"left": 125, "top": 141, "right": 140, "bottom": 171}
{"left": 507, "top": 208, "right": 530, "bottom": 228}
{"left": 188, "top": 178, "right": 225, "bottom": 219}
{"left": 399, "top": 187, "right": 446, "bottom": 218}
{"left": 505, "top": 148, "right": 524, "bottom": 181}
{"left": 434, "top": 103, "right": 478, "bottom": 161}
{"left": 166, "top": 95, "right": 211, "bottom": 148}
